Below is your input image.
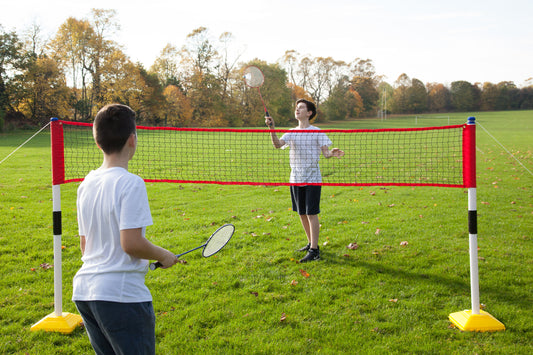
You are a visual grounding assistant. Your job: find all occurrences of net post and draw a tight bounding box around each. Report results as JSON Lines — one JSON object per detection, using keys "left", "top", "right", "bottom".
{"left": 31, "top": 118, "right": 82, "bottom": 334}
{"left": 465, "top": 117, "right": 480, "bottom": 314}
{"left": 448, "top": 117, "right": 504, "bottom": 332}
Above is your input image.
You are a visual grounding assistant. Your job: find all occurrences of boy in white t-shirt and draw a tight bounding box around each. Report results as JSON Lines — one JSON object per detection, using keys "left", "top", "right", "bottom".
{"left": 73, "top": 104, "right": 178, "bottom": 355}
{"left": 265, "top": 99, "right": 344, "bottom": 262}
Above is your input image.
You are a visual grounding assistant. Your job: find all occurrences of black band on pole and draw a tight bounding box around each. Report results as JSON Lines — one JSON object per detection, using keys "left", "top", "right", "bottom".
{"left": 468, "top": 210, "right": 477, "bottom": 235}
{"left": 53, "top": 211, "right": 62, "bottom": 236}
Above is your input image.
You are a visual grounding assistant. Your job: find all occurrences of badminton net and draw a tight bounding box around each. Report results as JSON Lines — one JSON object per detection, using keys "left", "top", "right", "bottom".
{"left": 50, "top": 120, "right": 475, "bottom": 188}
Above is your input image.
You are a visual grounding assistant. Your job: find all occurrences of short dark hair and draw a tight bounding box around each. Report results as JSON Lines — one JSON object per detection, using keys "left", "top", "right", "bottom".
{"left": 296, "top": 99, "right": 317, "bottom": 120}
{"left": 93, "top": 104, "right": 136, "bottom": 154}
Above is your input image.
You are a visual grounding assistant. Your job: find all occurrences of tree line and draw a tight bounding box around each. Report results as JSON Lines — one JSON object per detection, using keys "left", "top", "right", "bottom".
{"left": 1, "top": 9, "right": 532, "bottom": 130}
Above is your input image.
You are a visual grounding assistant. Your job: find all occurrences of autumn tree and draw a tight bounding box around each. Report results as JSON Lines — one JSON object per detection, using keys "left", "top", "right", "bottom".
{"left": 518, "top": 85, "right": 533, "bottom": 109}
{"left": 217, "top": 32, "right": 243, "bottom": 100}
{"left": 494, "top": 81, "right": 520, "bottom": 110}
{"left": 407, "top": 78, "right": 428, "bottom": 113}
{"left": 16, "top": 57, "right": 70, "bottom": 122}
{"left": 377, "top": 81, "right": 393, "bottom": 116}
{"left": 350, "top": 76, "right": 379, "bottom": 116}
{"left": 0, "top": 26, "right": 24, "bottom": 126}
{"left": 163, "top": 84, "right": 193, "bottom": 126}
{"left": 427, "top": 83, "right": 451, "bottom": 112}
{"left": 150, "top": 44, "right": 181, "bottom": 87}
{"left": 288, "top": 82, "right": 312, "bottom": 103}
{"left": 86, "top": 9, "right": 121, "bottom": 112}
{"left": 282, "top": 53, "right": 349, "bottom": 110}
{"left": 51, "top": 17, "right": 95, "bottom": 120}
{"left": 322, "top": 81, "right": 364, "bottom": 120}
{"left": 391, "top": 73, "right": 411, "bottom": 113}
{"left": 450, "top": 80, "right": 476, "bottom": 112}
{"left": 176, "top": 27, "right": 227, "bottom": 126}
{"left": 281, "top": 50, "right": 299, "bottom": 86}
{"left": 480, "top": 82, "right": 498, "bottom": 111}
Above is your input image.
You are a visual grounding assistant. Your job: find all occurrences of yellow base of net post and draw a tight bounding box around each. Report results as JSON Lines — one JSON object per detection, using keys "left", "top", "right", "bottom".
{"left": 449, "top": 310, "right": 505, "bottom": 332}
{"left": 31, "top": 312, "right": 83, "bottom": 334}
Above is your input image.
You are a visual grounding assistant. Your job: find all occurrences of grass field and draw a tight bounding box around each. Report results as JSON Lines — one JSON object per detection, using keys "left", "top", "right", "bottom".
{"left": 0, "top": 111, "right": 531, "bottom": 354}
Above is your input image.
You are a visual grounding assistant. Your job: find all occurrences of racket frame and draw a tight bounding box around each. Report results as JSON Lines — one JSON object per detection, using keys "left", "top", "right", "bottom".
{"left": 149, "top": 223, "right": 235, "bottom": 270}
{"left": 243, "top": 65, "right": 270, "bottom": 117}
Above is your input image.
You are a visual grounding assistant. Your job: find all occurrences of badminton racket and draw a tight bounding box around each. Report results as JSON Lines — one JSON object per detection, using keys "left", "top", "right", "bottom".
{"left": 243, "top": 65, "right": 270, "bottom": 119}
{"left": 149, "top": 223, "right": 235, "bottom": 270}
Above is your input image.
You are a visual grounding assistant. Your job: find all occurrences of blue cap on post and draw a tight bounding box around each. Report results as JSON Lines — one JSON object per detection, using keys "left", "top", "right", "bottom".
{"left": 467, "top": 116, "right": 475, "bottom": 125}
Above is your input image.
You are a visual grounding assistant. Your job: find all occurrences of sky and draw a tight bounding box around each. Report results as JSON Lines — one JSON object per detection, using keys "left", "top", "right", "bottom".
{"left": 1, "top": 0, "right": 532, "bottom": 87}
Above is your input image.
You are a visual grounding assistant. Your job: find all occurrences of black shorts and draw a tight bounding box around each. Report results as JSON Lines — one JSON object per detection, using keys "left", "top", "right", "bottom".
{"left": 290, "top": 185, "right": 321, "bottom": 215}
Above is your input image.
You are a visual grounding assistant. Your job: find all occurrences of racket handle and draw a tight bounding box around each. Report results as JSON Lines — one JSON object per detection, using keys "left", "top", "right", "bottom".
{"left": 149, "top": 261, "right": 162, "bottom": 271}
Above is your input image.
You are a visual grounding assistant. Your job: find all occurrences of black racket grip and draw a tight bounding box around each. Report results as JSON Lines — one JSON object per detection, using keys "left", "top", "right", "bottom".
{"left": 149, "top": 261, "right": 162, "bottom": 271}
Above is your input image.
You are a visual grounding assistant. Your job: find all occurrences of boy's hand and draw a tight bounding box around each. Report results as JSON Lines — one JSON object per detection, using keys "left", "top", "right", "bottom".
{"left": 158, "top": 250, "right": 179, "bottom": 269}
{"left": 265, "top": 116, "right": 275, "bottom": 128}
{"left": 331, "top": 148, "right": 345, "bottom": 158}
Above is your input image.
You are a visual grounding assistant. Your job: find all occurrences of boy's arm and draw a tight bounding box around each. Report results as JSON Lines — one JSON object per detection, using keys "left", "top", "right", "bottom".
{"left": 80, "top": 235, "right": 86, "bottom": 255}
{"left": 265, "top": 116, "right": 285, "bottom": 149}
{"left": 321, "top": 146, "right": 345, "bottom": 158}
{"left": 120, "top": 228, "right": 178, "bottom": 269}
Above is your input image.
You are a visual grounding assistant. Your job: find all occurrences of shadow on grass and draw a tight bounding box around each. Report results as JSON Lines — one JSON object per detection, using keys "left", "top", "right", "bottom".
{"left": 322, "top": 250, "right": 531, "bottom": 313}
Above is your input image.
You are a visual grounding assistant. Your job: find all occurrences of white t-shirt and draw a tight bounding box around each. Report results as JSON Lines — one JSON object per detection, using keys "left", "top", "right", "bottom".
{"left": 72, "top": 167, "right": 153, "bottom": 303}
{"left": 280, "top": 126, "right": 332, "bottom": 183}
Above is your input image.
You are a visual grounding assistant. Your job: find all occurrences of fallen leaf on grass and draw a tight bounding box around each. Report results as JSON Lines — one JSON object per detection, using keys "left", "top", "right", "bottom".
{"left": 347, "top": 242, "right": 359, "bottom": 250}
{"left": 280, "top": 313, "right": 287, "bottom": 322}
{"left": 389, "top": 298, "right": 398, "bottom": 303}
{"left": 299, "top": 269, "right": 310, "bottom": 278}
{"left": 250, "top": 291, "right": 258, "bottom": 297}
{"left": 40, "top": 263, "right": 53, "bottom": 270}
{"left": 375, "top": 229, "right": 381, "bottom": 235}
{"left": 290, "top": 280, "right": 298, "bottom": 286}
{"left": 400, "top": 241, "right": 409, "bottom": 246}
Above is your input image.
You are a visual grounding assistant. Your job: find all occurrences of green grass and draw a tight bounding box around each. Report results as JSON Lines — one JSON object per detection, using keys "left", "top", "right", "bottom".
{"left": 0, "top": 111, "right": 532, "bottom": 354}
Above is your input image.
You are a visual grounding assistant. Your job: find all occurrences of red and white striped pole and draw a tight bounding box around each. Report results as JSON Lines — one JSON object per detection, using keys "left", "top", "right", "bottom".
{"left": 448, "top": 117, "right": 504, "bottom": 332}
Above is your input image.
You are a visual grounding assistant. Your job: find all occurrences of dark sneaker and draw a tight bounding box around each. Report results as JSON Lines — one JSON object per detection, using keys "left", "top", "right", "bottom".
{"left": 299, "top": 248, "right": 320, "bottom": 263}
{"left": 297, "top": 243, "right": 310, "bottom": 252}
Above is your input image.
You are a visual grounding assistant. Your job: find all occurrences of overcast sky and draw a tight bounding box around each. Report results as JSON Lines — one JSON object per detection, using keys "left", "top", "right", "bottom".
{"left": 1, "top": 0, "right": 532, "bottom": 86}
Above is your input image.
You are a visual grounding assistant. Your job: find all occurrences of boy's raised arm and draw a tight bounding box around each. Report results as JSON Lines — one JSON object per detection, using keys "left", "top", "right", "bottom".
{"left": 265, "top": 116, "right": 284, "bottom": 149}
